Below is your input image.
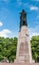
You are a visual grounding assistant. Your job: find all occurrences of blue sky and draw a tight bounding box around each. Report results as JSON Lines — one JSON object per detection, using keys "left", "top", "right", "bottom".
{"left": 0, "top": 0, "right": 39, "bottom": 38}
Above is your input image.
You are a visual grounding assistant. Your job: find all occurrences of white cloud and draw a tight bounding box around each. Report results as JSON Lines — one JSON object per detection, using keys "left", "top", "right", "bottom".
{"left": 0, "top": 22, "right": 3, "bottom": 27}
{"left": 29, "top": 26, "right": 39, "bottom": 39}
{"left": 30, "top": 6, "right": 39, "bottom": 11}
{"left": 0, "top": 29, "right": 12, "bottom": 38}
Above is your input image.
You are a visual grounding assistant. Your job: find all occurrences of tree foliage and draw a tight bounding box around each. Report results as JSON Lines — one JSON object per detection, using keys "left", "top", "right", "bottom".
{"left": 0, "top": 37, "right": 17, "bottom": 62}
{"left": 0, "top": 36, "right": 39, "bottom": 63}
{"left": 31, "top": 36, "right": 39, "bottom": 62}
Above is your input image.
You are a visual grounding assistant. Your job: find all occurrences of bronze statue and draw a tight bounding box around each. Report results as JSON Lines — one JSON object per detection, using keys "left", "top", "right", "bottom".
{"left": 20, "top": 9, "right": 27, "bottom": 31}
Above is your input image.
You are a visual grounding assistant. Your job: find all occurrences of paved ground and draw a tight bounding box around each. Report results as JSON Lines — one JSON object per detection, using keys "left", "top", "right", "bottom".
{"left": 0, "top": 62, "right": 39, "bottom": 65}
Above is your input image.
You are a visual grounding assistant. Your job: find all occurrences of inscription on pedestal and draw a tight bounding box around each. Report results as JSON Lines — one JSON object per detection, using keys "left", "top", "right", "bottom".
{"left": 19, "top": 42, "right": 29, "bottom": 56}
{"left": 19, "top": 42, "right": 25, "bottom": 56}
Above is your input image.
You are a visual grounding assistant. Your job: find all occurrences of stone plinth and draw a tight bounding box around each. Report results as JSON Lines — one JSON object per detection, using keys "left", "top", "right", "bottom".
{"left": 15, "top": 26, "right": 33, "bottom": 63}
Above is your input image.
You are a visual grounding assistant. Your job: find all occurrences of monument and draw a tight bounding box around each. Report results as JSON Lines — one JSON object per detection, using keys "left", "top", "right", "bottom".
{"left": 15, "top": 9, "right": 33, "bottom": 63}
{"left": 0, "top": 9, "right": 39, "bottom": 65}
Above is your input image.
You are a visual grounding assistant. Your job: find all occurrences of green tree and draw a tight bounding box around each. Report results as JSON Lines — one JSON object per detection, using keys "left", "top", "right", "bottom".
{"left": 31, "top": 36, "right": 39, "bottom": 62}
{"left": 0, "top": 37, "right": 17, "bottom": 62}
{"left": 0, "top": 36, "right": 39, "bottom": 62}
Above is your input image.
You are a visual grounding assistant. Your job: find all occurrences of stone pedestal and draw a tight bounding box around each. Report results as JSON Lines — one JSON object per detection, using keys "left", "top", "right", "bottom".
{"left": 15, "top": 26, "right": 33, "bottom": 63}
